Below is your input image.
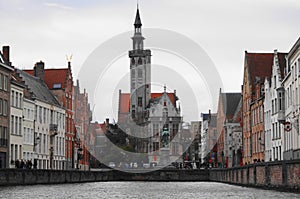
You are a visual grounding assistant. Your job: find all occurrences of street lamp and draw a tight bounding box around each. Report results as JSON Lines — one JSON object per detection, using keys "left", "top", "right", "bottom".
{"left": 33, "top": 135, "right": 40, "bottom": 169}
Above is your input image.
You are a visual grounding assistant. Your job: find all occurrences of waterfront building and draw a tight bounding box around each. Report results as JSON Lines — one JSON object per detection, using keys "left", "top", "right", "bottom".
{"left": 17, "top": 69, "right": 65, "bottom": 169}
{"left": 0, "top": 46, "right": 14, "bottom": 168}
{"left": 24, "top": 61, "right": 74, "bottom": 169}
{"left": 118, "top": 6, "right": 182, "bottom": 163}
{"left": 263, "top": 50, "right": 287, "bottom": 162}
{"left": 190, "top": 121, "right": 201, "bottom": 165}
{"left": 242, "top": 52, "right": 274, "bottom": 164}
{"left": 200, "top": 113, "right": 209, "bottom": 164}
{"left": 283, "top": 37, "right": 300, "bottom": 160}
{"left": 9, "top": 77, "right": 25, "bottom": 168}
{"left": 216, "top": 91, "right": 242, "bottom": 168}
{"left": 74, "top": 80, "right": 92, "bottom": 170}
{"left": 204, "top": 112, "right": 217, "bottom": 167}
{"left": 22, "top": 97, "right": 35, "bottom": 166}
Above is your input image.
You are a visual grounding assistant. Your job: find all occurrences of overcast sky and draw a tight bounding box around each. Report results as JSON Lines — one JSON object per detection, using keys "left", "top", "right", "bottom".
{"left": 1, "top": 0, "right": 299, "bottom": 122}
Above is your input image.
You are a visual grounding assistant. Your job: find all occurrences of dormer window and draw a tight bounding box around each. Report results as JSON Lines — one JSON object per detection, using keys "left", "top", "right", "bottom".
{"left": 53, "top": 83, "right": 62, "bottom": 89}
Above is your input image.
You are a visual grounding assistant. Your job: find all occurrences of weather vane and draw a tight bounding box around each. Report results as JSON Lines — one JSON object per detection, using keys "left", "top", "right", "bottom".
{"left": 66, "top": 54, "right": 73, "bottom": 62}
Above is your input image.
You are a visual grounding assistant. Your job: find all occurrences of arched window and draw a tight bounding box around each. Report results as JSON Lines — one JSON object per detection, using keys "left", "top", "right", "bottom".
{"left": 138, "top": 58, "right": 143, "bottom": 65}
{"left": 131, "top": 58, "right": 135, "bottom": 65}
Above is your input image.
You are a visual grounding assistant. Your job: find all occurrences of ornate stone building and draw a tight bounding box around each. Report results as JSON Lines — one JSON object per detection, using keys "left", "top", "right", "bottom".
{"left": 118, "top": 6, "right": 182, "bottom": 164}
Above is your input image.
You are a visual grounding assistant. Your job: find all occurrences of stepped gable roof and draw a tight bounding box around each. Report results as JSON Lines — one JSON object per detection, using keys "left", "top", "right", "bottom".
{"left": 277, "top": 52, "right": 287, "bottom": 79}
{"left": 17, "top": 69, "right": 61, "bottom": 106}
{"left": 119, "top": 92, "right": 176, "bottom": 114}
{"left": 24, "top": 68, "right": 69, "bottom": 89}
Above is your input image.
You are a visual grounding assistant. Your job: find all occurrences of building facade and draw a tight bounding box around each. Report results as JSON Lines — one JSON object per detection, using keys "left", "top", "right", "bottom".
{"left": 242, "top": 52, "right": 274, "bottom": 164}
{"left": 118, "top": 7, "right": 182, "bottom": 164}
{"left": 74, "top": 80, "right": 92, "bottom": 170}
{"left": 17, "top": 69, "right": 65, "bottom": 169}
{"left": 22, "top": 97, "right": 35, "bottom": 166}
{"left": 283, "top": 37, "right": 300, "bottom": 160}
{"left": 0, "top": 46, "right": 13, "bottom": 168}
{"left": 216, "top": 92, "right": 242, "bottom": 168}
{"left": 24, "top": 61, "right": 74, "bottom": 169}
{"left": 263, "top": 50, "right": 287, "bottom": 162}
{"left": 9, "top": 80, "right": 24, "bottom": 168}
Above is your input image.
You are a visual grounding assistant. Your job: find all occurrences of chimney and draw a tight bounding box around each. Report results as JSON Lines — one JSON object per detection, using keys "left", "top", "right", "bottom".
{"left": 34, "top": 61, "right": 45, "bottom": 81}
{"left": 2, "top": 46, "right": 11, "bottom": 65}
{"left": 105, "top": 118, "right": 109, "bottom": 127}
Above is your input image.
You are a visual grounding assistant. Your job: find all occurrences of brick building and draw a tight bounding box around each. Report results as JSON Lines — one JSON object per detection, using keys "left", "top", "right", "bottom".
{"left": 242, "top": 52, "right": 275, "bottom": 164}
{"left": 216, "top": 91, "right": 242, "bottom": 168}
{"left": 0, "top": 46, "right": 14, "bottom": 168}
{"left": 74, "top": 80, "right": 92, "bottom": 170}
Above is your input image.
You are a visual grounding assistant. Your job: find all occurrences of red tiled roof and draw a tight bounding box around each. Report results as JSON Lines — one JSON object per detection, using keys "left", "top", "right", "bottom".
{"left": 24, "top": 68, "right": 69, "bottom": 89}
{"left": 151, "top": 93, "right": 176, "bottom": 105}
{"left": 246, "top": 52, "right": 287, "bottom": 88}
{"left": 246, "top": 53, "right": 274, "bottom": 87}
{"left": 119, "top": 92, "right": 176, "bottom": 114}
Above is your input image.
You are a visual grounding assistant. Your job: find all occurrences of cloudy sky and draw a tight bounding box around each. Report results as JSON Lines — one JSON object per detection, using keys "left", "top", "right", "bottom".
{"left": 1, "top": 0, "right": 299, "bottom": 122}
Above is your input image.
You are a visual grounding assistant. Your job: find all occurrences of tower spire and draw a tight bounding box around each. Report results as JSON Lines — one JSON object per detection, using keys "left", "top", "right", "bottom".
{"left": 134, "top": 3, "right": 142, "bottom": 28}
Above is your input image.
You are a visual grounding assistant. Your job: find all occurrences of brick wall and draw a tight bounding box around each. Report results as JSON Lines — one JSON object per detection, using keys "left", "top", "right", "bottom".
{"left": 269, "top": 164, "right": 282, "bottom": 186}
{"left": 209, "top": 159, "right": 300, "bottom": 192}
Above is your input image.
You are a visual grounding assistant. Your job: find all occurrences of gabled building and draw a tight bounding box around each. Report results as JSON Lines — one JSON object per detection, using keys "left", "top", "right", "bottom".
{"left": 200, "top": 113, "right": 210, "bottom": 165}
{"left": 263, "top": 50, "right": 287, "bottom": 162}
{"left": 204, "top": 112, "right": 218, "bottom": 167}
{"left": 17, "top": 69, "right": 65, "bottom": 169}
{"left": 0, "top": 46, "right": 14, "bottom": 168}
{"left": 282, "top": 37, "right": 300, "bottom": 160}
{"left": 9, "top": 76, "right": 25, "bottom": 168}
{"left": 216, "top": 91, "right": 242, "bottom": 168}
{"left": 242, "top": 52, "right": 274, "bottom": 164}
{"left": 74, "top": 80, "right": 92, "bottom": 170}
{"left": 24, "top": 61, "right": 74, "bottom": 169}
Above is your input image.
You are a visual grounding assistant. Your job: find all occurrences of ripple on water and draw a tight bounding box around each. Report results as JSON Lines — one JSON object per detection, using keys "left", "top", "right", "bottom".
{"left": 0, "top": 182, "right": 299, "bottom": 199}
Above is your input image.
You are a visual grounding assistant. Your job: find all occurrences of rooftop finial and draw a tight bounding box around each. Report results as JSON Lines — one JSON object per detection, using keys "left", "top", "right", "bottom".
{"left": 137, "top": 0, "right": 139, "bottom": 9}
{"left": 164, "top": 85, "right": 166, "bottom": 93}
{"left": 134, "top": 1, "right": 142, "bottom": 27}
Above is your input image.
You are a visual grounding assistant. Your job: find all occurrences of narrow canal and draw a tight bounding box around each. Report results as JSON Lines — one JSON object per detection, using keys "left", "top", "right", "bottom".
{"left": 0, "top": 182, "right": 299, "bottom": 199}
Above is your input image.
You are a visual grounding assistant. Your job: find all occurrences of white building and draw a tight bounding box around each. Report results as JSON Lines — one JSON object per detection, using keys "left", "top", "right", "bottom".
{"left": 264, "top": 50, "right": 287, "bottom": 162}
{"left": 147, "top": 88, "right": 182, "bottom": 163}
{"left": 283, "top": 37, "right": 300, "bottom": 160}
{"left": 9, "top": 80, "right": 24, "bottom": 168}
{"left": 264, "top": 78, "right": 272, "bottom": 162}
{"left": 17, "top": 69, "right": 66, "bottom": 169}
{"left": 22, "top": 97, "right": 35, "bottom": 165}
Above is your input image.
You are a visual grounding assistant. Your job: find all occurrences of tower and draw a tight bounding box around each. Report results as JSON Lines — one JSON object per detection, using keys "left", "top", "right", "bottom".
{"left": 129, "top": 6, "right": 151, "bottom": 124}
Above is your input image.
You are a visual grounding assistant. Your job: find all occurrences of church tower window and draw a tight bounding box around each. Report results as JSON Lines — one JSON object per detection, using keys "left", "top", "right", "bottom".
{"left": 138, "top": 58, "right": 143, "bottom": 65}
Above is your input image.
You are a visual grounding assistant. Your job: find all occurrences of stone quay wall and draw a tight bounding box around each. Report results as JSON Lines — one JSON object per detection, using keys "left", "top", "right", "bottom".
{"left": 209, "top": 159, "right": 300, "bottom": 192}
{"left": 0, "top": 169, "right": 209, "bottom": 186}
{"left": 0, "top": 160, "right": 299, "bottom": 193}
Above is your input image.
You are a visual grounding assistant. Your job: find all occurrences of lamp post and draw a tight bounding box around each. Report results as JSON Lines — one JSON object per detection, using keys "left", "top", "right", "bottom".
{"left": 33, "top": 134, "right": 40, "bottom": 169}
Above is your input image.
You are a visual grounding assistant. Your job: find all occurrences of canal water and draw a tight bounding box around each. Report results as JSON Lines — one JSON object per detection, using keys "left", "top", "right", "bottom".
{"left": 0, "top": 182, "right": 298, "bottom": 199}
